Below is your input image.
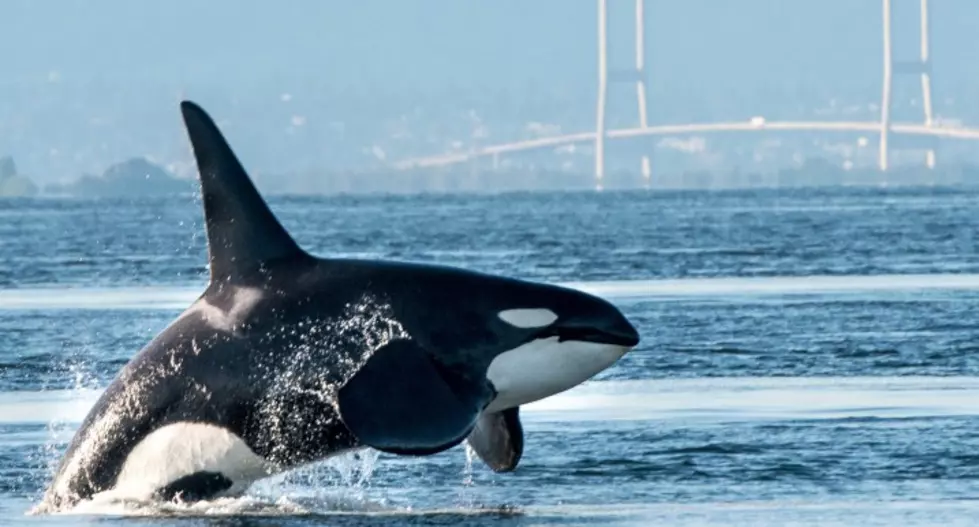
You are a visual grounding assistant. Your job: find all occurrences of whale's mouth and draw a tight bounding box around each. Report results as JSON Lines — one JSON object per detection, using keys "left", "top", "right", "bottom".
{"left": 533, "top": 317, "right": 640, "bottom": 348}
{"left": 553, "top": 326, "right": 640, "bottom": 348}
{"left": 525, "top": 300, "right": 640, "bottom": 349}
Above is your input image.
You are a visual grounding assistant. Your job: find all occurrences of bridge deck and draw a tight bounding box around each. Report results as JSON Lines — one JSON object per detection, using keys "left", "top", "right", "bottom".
{"left": 393, "top": 120, "right": 979, "bottom": 169}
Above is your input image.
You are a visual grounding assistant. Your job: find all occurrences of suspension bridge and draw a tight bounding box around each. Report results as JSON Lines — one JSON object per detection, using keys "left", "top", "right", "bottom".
{"left": 392, "top": 0, "right": 979, "bottom": 189}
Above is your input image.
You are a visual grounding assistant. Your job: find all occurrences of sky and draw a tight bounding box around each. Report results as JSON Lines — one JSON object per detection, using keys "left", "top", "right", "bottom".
{"left": 4, "top": 0, "right": 978, "bottom": 92}
{"left": 2, "top": 0, "right": 979, "bottom": 183}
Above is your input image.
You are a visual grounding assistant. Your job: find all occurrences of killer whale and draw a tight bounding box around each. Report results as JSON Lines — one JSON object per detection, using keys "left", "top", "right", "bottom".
{"left": 33, "top": 101, "right": 640, "bottom": 513}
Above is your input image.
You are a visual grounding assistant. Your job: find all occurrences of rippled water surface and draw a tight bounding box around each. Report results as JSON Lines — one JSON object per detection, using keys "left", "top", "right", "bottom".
{"left": 3, "top": 187, "right": 979, "bottom": 525}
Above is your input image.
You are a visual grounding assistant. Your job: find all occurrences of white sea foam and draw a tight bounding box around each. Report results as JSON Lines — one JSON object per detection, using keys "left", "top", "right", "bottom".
{"left": 4, "top": 273, "right": 979, "bottom": 311}
{"left": 5, "top": 376, "right": 979, "bottom": 427}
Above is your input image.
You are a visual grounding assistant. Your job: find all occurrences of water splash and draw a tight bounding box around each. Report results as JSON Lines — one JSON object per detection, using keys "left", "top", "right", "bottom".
{"left": 246, "top": 449, "right": 389, "bottom": 514}
{"left": 255, "top": 295, "right": 408, "bottom": 466}
{"left": 34, "top": 357, "right": 101, "bottom": 500}
{"left": 456, "top": 440, "right": 479, "bottom": 510}
{"left": 462, "top": 441, "right": 477, "bottom": 488}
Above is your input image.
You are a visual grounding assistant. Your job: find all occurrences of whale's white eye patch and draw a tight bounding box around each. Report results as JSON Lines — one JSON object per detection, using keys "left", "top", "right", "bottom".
{"left": 497, "top": 308, "right": 558, "bottom": 328}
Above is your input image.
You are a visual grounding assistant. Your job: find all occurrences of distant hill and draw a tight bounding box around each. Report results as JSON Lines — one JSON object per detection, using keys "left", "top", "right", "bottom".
{"left": 0, "top": 156, "right": 39, "bottom": 198}
{"left": 46, "top": 158, "right": 195, "bottom": 197}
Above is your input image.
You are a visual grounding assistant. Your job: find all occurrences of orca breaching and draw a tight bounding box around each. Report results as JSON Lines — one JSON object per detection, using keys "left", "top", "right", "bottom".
{"left": 34, "top": 101, "right": 641, "bottom": 513}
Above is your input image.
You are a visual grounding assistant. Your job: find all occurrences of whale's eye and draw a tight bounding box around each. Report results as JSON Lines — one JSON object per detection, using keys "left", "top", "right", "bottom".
{"left": 497, "top": 308, "right": 558, "bottom": 329}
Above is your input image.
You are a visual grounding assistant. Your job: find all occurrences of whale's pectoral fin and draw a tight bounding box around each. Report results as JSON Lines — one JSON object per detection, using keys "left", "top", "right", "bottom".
{"left": 466, "top": 407, "right": 524, "bottom": 472}
{"left": 337, "top": 339, "right": 481, "bottom": 456}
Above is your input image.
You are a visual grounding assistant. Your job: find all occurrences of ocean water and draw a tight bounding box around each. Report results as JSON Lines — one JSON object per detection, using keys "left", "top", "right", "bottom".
{"left": 2, "top": 186, "right": 979, "bottom": 526}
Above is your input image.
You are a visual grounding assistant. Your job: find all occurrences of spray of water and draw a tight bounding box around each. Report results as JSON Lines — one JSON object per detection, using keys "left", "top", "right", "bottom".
{"left": 35, "top": 356, "right": 101, "bottom": 500}
{"left": 455, "top": 440, "right": 479, "bottom": 509}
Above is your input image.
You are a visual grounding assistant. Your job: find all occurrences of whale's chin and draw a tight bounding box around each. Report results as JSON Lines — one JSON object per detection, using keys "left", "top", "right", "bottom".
{"left": 482, "top": 337, "right": 631, "bottom": 413}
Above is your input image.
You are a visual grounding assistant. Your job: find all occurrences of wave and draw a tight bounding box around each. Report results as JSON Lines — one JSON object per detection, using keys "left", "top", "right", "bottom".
{"left": 5, "top": 273, "right": 979, "bottom": 310}
{"left": 26, "top": 495, "right": 979, "bottom": 525}
{"left": 569, "top": 273, "right": 979, "bottom": 300}
{"left": 5, "top": 376, "right": 979, "bottom": 427}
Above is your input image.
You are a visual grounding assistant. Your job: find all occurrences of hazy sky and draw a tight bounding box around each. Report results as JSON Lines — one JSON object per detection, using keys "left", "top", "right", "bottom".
{"left": 4, "top": 0, "right": 979, "bottom": 95}
{"left": 3, "top": 0, "right": 979, "bottom": 181}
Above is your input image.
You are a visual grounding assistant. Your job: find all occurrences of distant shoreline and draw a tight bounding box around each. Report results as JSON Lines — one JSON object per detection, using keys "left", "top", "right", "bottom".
{"left": 6, "top": 180, "right": 979, "bottom": 203}
{"left": 6, "top": 154, "right": 979, "bottom": 199}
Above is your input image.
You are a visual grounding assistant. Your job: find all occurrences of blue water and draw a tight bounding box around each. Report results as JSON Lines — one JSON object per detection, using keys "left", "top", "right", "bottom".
{"left": 3, "top": 187, "right": 979, "bottom": 525}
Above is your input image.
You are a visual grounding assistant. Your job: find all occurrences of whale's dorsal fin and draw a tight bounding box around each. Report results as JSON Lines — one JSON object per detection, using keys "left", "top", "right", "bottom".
{"left": 179, "top": 100, "right": 310, "bottom": 284}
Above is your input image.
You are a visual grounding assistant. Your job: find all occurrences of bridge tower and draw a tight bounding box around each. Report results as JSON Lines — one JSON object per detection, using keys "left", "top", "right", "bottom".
{"left": 595, "top": 0, "right": 652, "bottom": 190}
{"left": 880, "top": 0, "right": 936, "bottom": 171}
